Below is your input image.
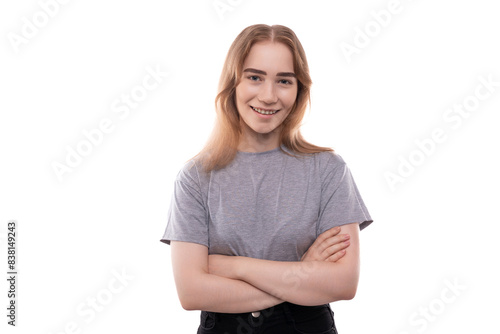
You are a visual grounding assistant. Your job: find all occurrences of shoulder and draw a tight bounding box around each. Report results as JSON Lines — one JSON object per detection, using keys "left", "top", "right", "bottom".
{"left": 280, "top": 146, "right": 347, "bottom": 173}
{"left": 310, "top": 151, "right": 347, "bottom": 178}
{"left": 316, "top": 150, "right": 345, "bottom": 166}
{"left": 175, "top": 157, "right": 209, "bottom": 189}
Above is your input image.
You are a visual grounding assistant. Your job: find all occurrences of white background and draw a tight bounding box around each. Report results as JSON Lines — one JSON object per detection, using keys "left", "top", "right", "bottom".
{"left": 1, "top": 0, "right": 499, "bottom": 333}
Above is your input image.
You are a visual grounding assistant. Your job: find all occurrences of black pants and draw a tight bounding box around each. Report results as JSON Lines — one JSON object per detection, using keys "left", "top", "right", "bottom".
{"left": 197, "top": 302, "right": 338, "bottom": 334}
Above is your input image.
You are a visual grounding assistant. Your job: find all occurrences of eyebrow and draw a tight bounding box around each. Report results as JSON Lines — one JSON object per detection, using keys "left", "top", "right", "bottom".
{"left": 243, "top": 68, "right": 296, "bottom": 78}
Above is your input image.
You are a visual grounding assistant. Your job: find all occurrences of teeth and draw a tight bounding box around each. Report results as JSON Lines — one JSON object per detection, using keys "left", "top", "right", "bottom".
{"left": 251, "top": 106, "right": 279, "bottom": 115}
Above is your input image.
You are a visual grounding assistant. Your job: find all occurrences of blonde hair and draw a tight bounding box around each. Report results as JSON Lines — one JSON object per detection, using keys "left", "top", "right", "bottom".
{"left": 195, "top": 24, "right": 333, "bottom": 172}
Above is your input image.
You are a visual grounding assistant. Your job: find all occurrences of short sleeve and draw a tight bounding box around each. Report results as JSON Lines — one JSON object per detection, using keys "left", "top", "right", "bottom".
{"left": 160, "top": 161, "right": 209, "bottom": 247}
{"left": 317, "top": 153, "right": 373, "bottom": 234}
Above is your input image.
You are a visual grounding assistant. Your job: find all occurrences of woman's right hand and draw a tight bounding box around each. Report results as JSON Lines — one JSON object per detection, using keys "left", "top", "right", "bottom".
{"left": 301, "top": 226, "right": 350, "bottom": 262}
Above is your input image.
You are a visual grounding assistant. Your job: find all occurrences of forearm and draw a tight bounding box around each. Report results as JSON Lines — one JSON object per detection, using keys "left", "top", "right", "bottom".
{"left": 224, "top": 223, "right": 361, "bottom": 305}
{"left": 171, "top": 241, "right": 283, "bottom": 313}
{"left": 179, "top": 271, "right": 283, "bottom": 313}
{"left": 234, "top": 257, "right": 359, "bottom": 306}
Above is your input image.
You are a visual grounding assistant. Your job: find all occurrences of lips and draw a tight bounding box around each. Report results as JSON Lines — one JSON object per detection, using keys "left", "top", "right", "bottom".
{"left": 250, "top": 106, "right": 280, "bottom": 115}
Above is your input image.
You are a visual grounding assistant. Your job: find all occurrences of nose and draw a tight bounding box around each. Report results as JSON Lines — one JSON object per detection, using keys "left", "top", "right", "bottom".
{"left": 258, "top": 81, "right": 278, "bottom": 105}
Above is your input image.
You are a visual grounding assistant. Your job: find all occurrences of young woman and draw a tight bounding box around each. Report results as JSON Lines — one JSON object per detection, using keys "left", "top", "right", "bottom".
{"left": 161, "top": 24, "right": 373, "bottom": 333}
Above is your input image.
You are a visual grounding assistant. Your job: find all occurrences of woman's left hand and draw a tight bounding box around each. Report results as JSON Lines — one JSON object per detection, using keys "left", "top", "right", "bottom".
{"left": 301, "top": 226, "right": 350, "bottom": 262}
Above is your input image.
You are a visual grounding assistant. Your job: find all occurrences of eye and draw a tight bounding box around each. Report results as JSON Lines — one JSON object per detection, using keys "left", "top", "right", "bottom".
{"left": 248, "top": 75, "right": 261, "bottom": 81}
{"left": 278, "top": 79, "right": 293, "bottom": 85}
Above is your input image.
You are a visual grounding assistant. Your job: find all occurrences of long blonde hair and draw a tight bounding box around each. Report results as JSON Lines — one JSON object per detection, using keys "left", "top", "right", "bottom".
{"left": 196, "top": 24, "right": 333, "bottom": 172}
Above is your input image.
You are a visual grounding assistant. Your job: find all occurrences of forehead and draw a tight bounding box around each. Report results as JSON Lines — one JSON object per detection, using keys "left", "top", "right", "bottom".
{"left": 243, "top": 41, "right": 294, "bottom": 73}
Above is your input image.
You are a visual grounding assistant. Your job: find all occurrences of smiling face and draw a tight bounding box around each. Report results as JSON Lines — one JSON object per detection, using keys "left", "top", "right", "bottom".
{"left": 235, "top": 41, "right": 298, "bottom": 152}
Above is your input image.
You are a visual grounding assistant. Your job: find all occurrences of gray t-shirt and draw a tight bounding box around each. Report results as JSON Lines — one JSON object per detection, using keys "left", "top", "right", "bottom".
{"left": 160, "top": 146, "right": 373, "bottom": 261}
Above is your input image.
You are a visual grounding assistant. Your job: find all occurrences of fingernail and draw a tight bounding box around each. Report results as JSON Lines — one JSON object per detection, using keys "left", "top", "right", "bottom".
{"left": 343, "top": 234, "right": 350, "bottom": 240}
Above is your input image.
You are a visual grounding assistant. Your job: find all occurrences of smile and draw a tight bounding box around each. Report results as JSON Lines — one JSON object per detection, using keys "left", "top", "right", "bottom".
{"left": 251, "top": 106, "right": 280, "bottom": 115}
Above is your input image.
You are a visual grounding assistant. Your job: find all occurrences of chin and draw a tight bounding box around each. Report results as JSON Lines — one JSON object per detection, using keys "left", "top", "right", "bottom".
{"left": 251, "top": 126, "right": 278, "bottom": 135}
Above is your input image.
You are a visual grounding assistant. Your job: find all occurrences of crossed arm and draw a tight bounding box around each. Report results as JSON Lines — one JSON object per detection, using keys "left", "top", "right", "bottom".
{"left": 170, "top": 222, "right": 360, "bottom": 313}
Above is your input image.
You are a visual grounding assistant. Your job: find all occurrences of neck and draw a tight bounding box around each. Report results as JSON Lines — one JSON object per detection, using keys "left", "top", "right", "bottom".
{"left": 238, "top": 125, "right": 281, "bottom": 153}
{"left": 237, "top": 139, "right": 280, "bottom": 153}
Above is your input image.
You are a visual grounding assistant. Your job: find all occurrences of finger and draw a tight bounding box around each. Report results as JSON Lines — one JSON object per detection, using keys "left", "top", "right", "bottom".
{"left": 326, "top": 233, "right": 350, "bottom": 249}
{"left": 315, "top": 233, "right": 350, "bottom": 255}
{"left": 326, "top": 249, "right": 346, "bottom": 262}
{"left": 321, "top": 239, "right": 350, "bottom": 258}
{"left": 304, "top": 227, "right": 346, "bottom": 261}
{"left": 314, "top": 226, "right": 342, "bottom": 246}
